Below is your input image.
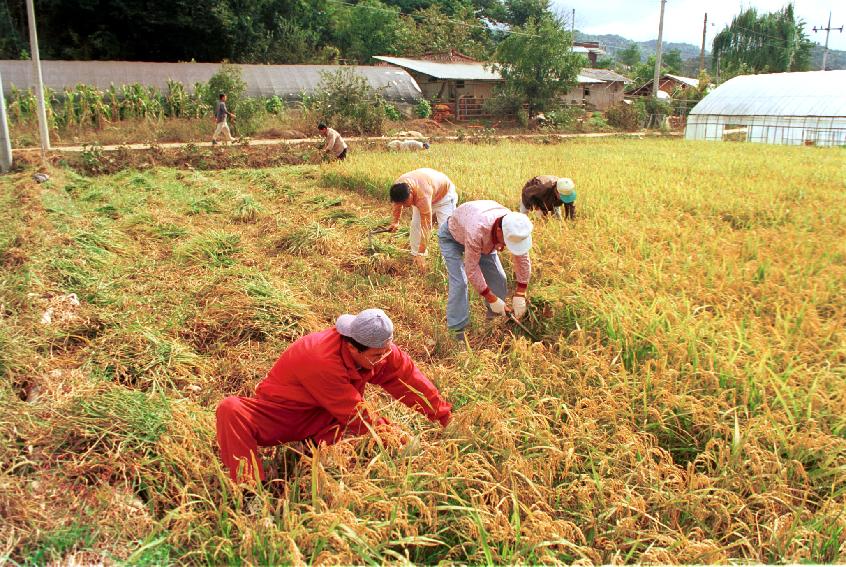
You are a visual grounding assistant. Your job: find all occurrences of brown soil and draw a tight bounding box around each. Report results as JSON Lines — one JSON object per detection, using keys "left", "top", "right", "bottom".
{"left": 16, "top": 142, "right": 327, "bottom": 175}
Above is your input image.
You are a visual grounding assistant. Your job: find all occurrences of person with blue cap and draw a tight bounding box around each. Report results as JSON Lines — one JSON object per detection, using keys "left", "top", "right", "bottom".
{"left": 216, "top": 308, "right": 452, "bottom": 483}
{"left": 519, "top": 176, "right": 577, "bottom": 220}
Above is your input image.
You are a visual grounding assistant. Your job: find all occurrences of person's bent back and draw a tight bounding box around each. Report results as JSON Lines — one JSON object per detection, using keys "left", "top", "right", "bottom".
{"left": 216, "top": 308, "right": 452, "bottom": 483}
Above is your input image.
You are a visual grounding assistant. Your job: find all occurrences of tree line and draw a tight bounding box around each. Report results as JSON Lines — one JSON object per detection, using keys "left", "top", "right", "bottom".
{"left": 0, "top": 0, "right": 554, "bottom": 64}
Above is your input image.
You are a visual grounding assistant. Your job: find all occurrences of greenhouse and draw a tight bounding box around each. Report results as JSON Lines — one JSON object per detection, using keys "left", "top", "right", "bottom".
{"left": 684, "top": 70, "right": 846, "bottom": 147}
{"left": 0, "top": 60, "right": 423, "bottom": 103}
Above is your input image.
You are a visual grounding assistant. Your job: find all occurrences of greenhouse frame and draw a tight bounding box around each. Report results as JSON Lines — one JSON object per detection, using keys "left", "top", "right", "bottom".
{"left": 0, "top": 60, "right": 423, "bottom": 104}
{"left": 684, "top": 70, "right": 846, "bottom": 147}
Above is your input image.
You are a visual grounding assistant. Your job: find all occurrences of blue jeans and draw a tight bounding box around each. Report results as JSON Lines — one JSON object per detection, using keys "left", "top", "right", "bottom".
{"left": 438, "top": 222, "right": 507, "bottom": 331}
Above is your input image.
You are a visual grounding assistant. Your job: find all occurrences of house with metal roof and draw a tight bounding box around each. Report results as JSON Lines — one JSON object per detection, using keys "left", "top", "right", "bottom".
{"left": 576, "top": 68, "right": 632, "bottom": 111}
{"left": 0, "top": 60, "right": 422, "bottom": 104}
{"left": 628, "top": 73, "right": 699, "bottom": 98}
{"left": 684, "top": 70, "right": 846, "bottom": 147}
{"left": 373, "top": 51, "right": 620, "bottom": 119}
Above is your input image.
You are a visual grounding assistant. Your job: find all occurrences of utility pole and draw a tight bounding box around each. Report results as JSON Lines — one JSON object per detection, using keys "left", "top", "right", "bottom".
{"left": 813, "top": 13, "right": 843, "bottom": 71}
{"left": 652, "top": 0, "right": 667, "bottom": 99}
{"left": 699, "top": 12, "right": 708, "bottom": 74}
{"left": 0, "top": 72, "right": 12, "bottom": 173}
{"left": 25, "top": 0, "right": 50, "bottom": 161}
{"left": 571, "top": 8, "right": 575, "bottom": 35}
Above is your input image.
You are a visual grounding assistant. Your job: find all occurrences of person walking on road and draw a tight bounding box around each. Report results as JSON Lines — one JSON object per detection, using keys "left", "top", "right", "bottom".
{"left": 437, "top": 200, "right": 533, "bottom": 340}
{"left": 388, "top": 168, "right": 458, "bottom": 270}
{"left": 318, "top": 123, "right": 348, "bottom": 160}
{"left": 519, "top": 176, "right": 577, "bottom": 220}
{"left": 212, "top": 93, "right": 236, "bottom": 145}
{"left": 216, "top": 308, "right": 452, "bottom": 483}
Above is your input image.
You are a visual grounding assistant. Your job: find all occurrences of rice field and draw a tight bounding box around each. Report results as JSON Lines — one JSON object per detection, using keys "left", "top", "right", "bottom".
{"left": 1, "top": 138, "right": 844, "bottom": 564}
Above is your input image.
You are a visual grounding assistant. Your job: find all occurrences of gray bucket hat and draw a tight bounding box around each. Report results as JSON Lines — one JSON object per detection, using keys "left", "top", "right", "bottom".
{"left": 335, "top": 308, "right": 394, "bottom": 348}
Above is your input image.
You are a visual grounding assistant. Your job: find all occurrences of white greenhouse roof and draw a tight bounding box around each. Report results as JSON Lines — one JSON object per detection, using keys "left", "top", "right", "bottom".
{"left": 689, "top": 70, "right": 846, "bottom": 117}
{"left": 0, "top": 60, "right": 423, "bottom": 102}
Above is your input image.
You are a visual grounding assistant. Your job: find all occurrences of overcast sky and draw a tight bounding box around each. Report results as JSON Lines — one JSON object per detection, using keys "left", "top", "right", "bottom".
{"left": 553, "top": 0, "right": 846, "bottom": 52}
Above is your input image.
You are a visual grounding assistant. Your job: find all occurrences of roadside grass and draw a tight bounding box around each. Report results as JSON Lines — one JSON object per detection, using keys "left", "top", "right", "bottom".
{"left": 1, "top": 138, "right": 844, "bottom": 563}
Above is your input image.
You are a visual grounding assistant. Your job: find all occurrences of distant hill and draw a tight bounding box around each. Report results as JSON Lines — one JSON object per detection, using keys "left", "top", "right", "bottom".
{"left": 575, "top": 31, "right": 846, "bottom": 72}
{"left": 575, "top": 32, "right": 703, "bottom": 61}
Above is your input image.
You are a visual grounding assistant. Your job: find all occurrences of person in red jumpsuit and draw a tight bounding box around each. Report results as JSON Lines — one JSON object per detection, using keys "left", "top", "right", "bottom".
{"left": 216, "top": 308, "right": 453, "bottom": 483}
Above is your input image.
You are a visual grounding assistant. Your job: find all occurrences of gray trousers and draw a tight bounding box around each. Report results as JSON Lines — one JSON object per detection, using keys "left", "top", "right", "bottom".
{"left": 438, "top": 222, "right": 507, "bottom": 331}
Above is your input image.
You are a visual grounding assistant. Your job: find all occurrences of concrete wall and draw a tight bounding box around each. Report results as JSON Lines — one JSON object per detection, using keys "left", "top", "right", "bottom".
{"left": 409, "top": 73, "right": 498, "bottom": 102}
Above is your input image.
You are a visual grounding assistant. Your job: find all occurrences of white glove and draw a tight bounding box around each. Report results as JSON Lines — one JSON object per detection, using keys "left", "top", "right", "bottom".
{"left": 488, "top": 297, "right": 507, "bottom": 315}
{"left": 512, "top": 296, "right": 527, "bottom": 319}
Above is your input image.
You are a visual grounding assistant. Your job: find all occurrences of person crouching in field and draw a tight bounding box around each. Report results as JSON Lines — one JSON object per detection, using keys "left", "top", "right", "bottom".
{"left": 216, "top": 309, "right": 452, "bottom": 483}
{"left": 520, "top": 176, "right": 577, "bottom": 220}
{"left": 387, "top": 168, "right": 458, "bottom": 270}
{"left": 438, "top": 201, "right": 533, "bottom": 341}
{"left": 318, "top": 123, "right": 348, "bottom": 160}
{"left": 212, "top": 93, "right": 236, "bottom": 145}
{"left": 387, "top": 139, "right": 430, "bottom": 151}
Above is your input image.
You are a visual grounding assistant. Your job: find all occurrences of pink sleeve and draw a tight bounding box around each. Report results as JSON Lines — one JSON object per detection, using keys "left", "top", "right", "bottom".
{"left": 513, "top": 253, "right": 531, "bottom": 286}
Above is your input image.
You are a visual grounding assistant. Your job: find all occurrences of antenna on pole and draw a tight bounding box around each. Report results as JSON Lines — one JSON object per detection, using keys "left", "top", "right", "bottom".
{"left": 813, "top": 12, "right": 843, "bottom": 71}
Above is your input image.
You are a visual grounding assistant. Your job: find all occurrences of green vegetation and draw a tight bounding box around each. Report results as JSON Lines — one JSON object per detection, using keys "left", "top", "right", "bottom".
{"left": 712, "top": 3, "right": 814, "bottom": 76}
{"left": 493, "top": 16, "right": 584, "bottom": 115}
{"left": 0, "top": 0, "right": 541, "bottom": 64}
{"left": 0, "top": 139, "right": 843, "bottom": 563}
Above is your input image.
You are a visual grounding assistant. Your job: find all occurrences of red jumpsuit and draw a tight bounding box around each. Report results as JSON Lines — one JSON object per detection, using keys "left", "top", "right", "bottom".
{"left": 216, "top": 328, "right": 452, "bottom": 482}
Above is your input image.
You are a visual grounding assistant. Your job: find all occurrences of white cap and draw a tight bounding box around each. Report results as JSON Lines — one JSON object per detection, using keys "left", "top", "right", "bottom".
{"left": 501, "top": 213, "right": 533, "bottom": 256}
{"left": 335, "top": 308, "right": 394, "bottom": 348}
{"left": 556, "top": 178, "right": 575, "bottom": 195}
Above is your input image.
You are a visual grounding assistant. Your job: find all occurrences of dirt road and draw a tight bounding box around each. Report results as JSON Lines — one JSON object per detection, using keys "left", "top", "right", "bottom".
{"left": 11, "top": 130, "right": 678, "bottom": 154}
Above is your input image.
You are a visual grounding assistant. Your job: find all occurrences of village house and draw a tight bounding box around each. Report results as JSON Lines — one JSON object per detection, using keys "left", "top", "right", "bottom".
{"left": 628, "top": 73, "right": 700, "bottom": 98}
{"left": 373, "top": 51, "right": 631, "bottom": 120}
{"left": 569, "top": 68, "right": 632, "bottom": 111}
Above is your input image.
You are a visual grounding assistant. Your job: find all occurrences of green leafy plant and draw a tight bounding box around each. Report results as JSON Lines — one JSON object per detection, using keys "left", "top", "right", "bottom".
{"left": 383, "top": 104, "right": 402, "bottom": 121}
{"left": 415, "top": 99, "right": 432, "bottom": 119}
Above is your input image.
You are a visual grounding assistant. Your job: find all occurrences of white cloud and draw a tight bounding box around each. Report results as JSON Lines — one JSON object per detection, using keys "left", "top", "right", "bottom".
{"left": 553, "top": 0, "right": 846, "bottom": 51}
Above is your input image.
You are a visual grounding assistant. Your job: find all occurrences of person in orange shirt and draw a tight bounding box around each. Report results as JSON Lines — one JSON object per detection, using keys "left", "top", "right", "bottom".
{"left": 216, "top": 308, "right": 452, "bottom": 483}
{"left": 387, "top": 168, "right": 459, "bottom": 269}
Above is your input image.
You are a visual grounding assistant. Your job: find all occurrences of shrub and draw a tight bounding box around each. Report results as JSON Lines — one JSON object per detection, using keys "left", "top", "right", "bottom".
{"left": 304, "top": 68, "right": 385, "bottom": 135}
{"left": 587, "top": 111, "right": 611, "bottom": 131}
{"left": 383, "top": 104, "right": 402, "bottom": 121}
{"left": 606, "top": 102, "right": 643, "bottom": 131}
{"left": 483, "top": 88, "right": 524, "bottom": 117}
{"left": 265, "top": 95, "right": 284, "bottom": 115}
{"left": 415, "top": 99, "right": 432, "bottom": 119}
{"left": 638, "top": 96, "right": 673, "bottom": 129}
{"left": 231, "top": 97, "right": 267, "bottom": 136}
{"left": 205, "top": 63, "right": 246, "bottom": 111}
{"left": 544, "top": 106, "right": 581, "bottom": 129}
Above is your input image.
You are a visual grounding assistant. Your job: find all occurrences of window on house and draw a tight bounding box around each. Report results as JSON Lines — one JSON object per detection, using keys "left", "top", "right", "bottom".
{"left": 584, "top": 87, "right": 591, "bottom": 97}
{"left": 456, "top": 80, "right": 465, "bottom": 89}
